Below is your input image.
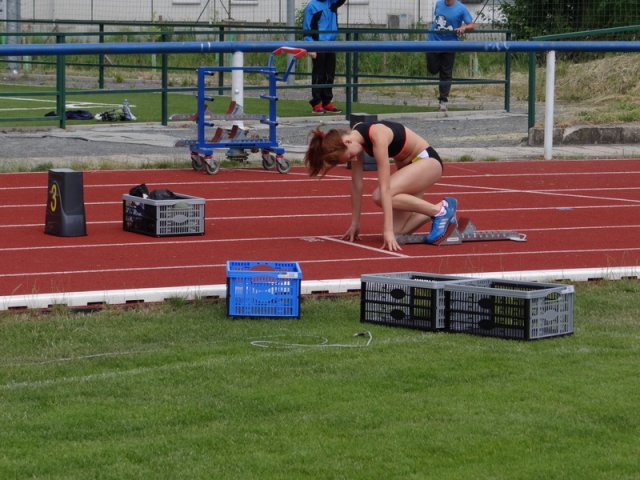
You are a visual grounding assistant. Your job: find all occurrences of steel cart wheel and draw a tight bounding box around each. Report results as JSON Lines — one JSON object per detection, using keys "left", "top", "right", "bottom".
{"left": 203, "top": 156, "right": 221, "bottom": 175}
{"left": 191, "top": 152, "right": 204, "bottom": 171}
{"left": 261, "top": 150, "right": 276, "bottom": 170}
{"left": 275, "top": 156, "right": 291, "bottom": 174}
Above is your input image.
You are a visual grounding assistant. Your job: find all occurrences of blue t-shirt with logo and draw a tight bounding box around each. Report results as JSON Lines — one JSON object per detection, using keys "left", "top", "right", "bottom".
{"left": 427, "top": 0, "right": 473, "bottom": 42}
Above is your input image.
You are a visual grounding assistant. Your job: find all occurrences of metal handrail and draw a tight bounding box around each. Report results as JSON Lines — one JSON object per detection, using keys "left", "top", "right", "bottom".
{"left": 0, "top": 22, "right": 512, "bottom": 128}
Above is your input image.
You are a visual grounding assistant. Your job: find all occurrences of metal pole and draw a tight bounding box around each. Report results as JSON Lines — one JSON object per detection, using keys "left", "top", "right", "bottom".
{"left": 504, "top": 31, "right": 511, "bottom": 112}
{"left": 161, "top": 33, "right": 168, "bottom": 126}
{"left": 286, "top": 0, "right": 295, "bottom": 84}
{"left": 6, "top": 0, "right": 20, "bottom": 72}
{"left": 527, "top": 52, "right": 536, "bottom": 130}
{"left": 228, "top": 51, "right": 245, "bottom": 159}
{"left": 98, "top": 23, "right": 105, "bottom": 89}
{"left": 56, "top": 35, "right": 66, "bottom": 129}
{"left": 231, "top": 50, "right": 245, "bottom": 131}
{"left": 217, "top": 26, "right": 225, "bottom": 96}
{"left": 543, "top": 50, "right": 555, "bottom": 161}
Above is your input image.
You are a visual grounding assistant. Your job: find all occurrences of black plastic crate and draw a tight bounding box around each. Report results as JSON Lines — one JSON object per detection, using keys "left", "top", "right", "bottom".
{"left": 122, "top": 193, "right": 205, "bottom": 237}
{"left": 360, "top": 272, "right": 468, "bottom": 331}
{"left": 445, "top": 279, "right": 574, "bottom": 340}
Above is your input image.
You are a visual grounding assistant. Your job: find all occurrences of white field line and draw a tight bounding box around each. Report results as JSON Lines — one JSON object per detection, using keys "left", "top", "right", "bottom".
{"left": 2, "top": 246, "right": 640, "bottom": 280}
{"left": 0, "top": 333, "right": 397, "bottom": 390}
{"left": 0, "top": 357, "right": 220, "bottom": 391}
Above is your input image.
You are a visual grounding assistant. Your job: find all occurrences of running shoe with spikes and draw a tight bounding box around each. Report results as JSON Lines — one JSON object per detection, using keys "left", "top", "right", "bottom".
{"left": 426, "top": 197, "right": 458, "bottom": 244}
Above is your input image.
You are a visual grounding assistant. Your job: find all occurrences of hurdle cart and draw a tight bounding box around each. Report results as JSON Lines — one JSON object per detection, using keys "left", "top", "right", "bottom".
{"left": 172, "top": 47, "right": 306, "bottom": 175}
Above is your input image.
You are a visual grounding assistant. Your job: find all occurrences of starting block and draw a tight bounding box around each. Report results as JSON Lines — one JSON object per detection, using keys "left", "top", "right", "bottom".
{"left": 396, "top": 217, "right": 527, "bottom": 246}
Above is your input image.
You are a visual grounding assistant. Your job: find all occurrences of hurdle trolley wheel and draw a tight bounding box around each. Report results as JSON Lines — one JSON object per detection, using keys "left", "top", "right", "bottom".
{"left": 190, "top": 152, "right": 204, "bottom": 171}
{"left": 261, "top": 150, "right": 276, "bottom": 170}
{"left": 203, "top": 156, "right": 221, "bottom": 175}
{"left": 275, "top": 155, "right": 291, "bottom": 174}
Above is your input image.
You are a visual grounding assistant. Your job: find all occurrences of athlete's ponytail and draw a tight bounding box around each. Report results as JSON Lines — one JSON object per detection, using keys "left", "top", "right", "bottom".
{"left": 304, "top": 127, "right": 348, "bottom": 177}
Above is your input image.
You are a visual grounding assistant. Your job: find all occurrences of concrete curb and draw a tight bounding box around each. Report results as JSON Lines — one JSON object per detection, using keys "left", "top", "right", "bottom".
{"left": 2, "top": 112, "right": 640, "bottom": 169}
{"left": 528, "top": 123, "right": 640, "bottom": 146}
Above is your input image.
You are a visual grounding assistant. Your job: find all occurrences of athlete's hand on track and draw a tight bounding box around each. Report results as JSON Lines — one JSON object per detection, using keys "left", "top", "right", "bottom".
{"left": 382, "top": 231, "right": 402, "bottom": 252}
{"left": 342, "top": 225, "right": 360, "bottom": 242}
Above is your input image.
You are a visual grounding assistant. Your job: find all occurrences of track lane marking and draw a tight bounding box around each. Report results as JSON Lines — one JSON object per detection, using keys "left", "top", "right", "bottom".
{"left": 438, "top": 182, "right": 640, "bottom": 205}
{"left": 2, "top": 246, "right": 640, "bottom": 278}
{"left": 0, "top": 218, "right": 640, "bottom": 240}
{"left": 317, "top": 236, "right": 409, "bottom": 258}
{"left": 2, "top": 169, "right": 640, "bottom": 191}
{"left": 5, "top": 203, "right": 640, "bottom": 229}
{"left": 3, "top": 185, "right": 640, "bottom": 209}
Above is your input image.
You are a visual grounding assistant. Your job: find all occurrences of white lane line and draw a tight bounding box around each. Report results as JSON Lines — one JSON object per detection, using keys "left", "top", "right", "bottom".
{"left": 0, "top": 194, "right": 353, "bottom": 208}
{"left": 2, "top": 220, "right": 640, "bottom": 249}
{"left": 3, "top": 186, "right": 640, "bottom": 208}
{"left": 2, "top": 246, "right": 640, "bottom": 279}
{"left": 0, "top": 176, "right": 352, "bottom": 191}
{"left": 2, "top": 168, "right": 640, "bottom": 191}
{"left": 439, "top": 182, "right": 640, "bottom": 205}
{"left": 6, "top": 203, "right": 640, "bottom": 229}
{"left": 317, "top": 235, "right": 410, "bottom": 258}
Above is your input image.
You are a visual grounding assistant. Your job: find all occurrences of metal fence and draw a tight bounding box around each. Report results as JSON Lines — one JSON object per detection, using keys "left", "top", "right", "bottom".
{"left": 1, "top": 37, "right": 639, "bottom": 128}
{"left": 9, "top": 0, "right": 506, "bottom": 29}
{"left": 6, "top": 0, "right": 640, "bottom": 35}
{"left": 0, "top": 23, "right": 513, "bottom": 128}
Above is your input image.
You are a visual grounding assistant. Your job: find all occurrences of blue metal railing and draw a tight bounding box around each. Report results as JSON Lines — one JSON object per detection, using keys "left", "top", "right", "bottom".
{"left": 1, "top": 22, "right": 514, "bottom": 128}
{"left": 1, "top": 38, "right": 639, "bottom": 129}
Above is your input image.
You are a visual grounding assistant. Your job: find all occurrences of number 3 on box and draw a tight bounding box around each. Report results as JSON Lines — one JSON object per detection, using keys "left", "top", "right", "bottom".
{"left": 49, "top": 182, "right": 58, "bottom": 213}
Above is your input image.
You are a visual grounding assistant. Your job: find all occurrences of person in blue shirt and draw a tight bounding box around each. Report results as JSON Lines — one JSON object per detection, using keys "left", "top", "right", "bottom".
{"left": 426, "top": 0, "right": 474, "bottom": 112}
{"left": 303, "top": 0, "right": 346, "bottom": 114}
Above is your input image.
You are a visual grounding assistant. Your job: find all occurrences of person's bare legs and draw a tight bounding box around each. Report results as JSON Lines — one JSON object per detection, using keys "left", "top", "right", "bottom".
{"left": 371, "top": 158, "right": 444, "bottom": 235}
{"left": 394, "top": 210, "right": 432, "bottom": 235}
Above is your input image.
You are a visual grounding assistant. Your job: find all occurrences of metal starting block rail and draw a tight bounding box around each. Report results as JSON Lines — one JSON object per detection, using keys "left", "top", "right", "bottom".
{"left": 396, "top": 217, "right": 527, "bottom": 246}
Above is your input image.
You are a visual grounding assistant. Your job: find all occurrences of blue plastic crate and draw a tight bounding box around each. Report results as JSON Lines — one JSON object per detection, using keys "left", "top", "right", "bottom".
{"left": 226, "top": 261, "right": 302, "bottom": 318}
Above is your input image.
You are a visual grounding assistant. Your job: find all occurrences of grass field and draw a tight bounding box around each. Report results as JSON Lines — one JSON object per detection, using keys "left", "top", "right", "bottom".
{"left": 1, "top": 280, "right": 639, "bottom": 479}
{"left": 3, "top": 52, "right": 640, "bottom": 127}
{"left": 0, "top": 82, "right": 433, "bottom": 127}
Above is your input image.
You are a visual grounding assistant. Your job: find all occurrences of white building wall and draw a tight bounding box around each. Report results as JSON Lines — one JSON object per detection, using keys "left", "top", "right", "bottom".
{"left": 17, "top": 0, "right": 501, "bottom": 28}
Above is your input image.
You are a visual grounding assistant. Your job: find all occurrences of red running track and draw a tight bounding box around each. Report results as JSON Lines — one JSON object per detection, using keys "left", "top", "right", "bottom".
{"left": 1, "top": 159, "right": 640, "bottom": 299}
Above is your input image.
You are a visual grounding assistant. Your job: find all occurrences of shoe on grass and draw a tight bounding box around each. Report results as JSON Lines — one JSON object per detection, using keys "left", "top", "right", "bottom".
{"left": 323, "top": 103, "right": 342, "bottom": 113}
{"left": 311, "top": 104, "right": 325, "bottom": 114}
